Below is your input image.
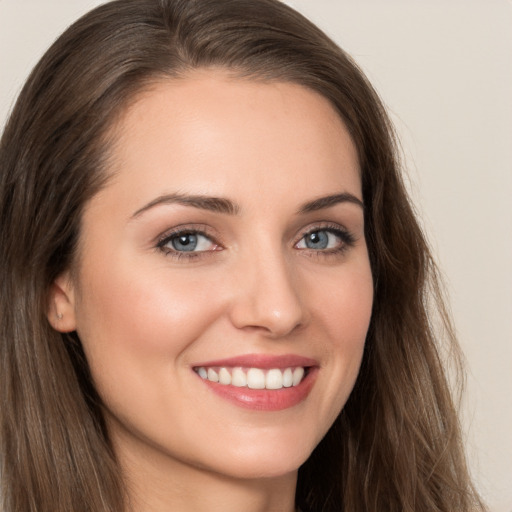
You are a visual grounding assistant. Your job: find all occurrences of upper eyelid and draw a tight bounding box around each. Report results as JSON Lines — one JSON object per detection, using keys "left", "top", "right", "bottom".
{"left": 157, "top": 221, "right": 345, "bottom": 237}
{"left": 156, "top": 224, "right": 220, "bottom": 246}
{"left": 294, "top": 222, "right": 350, "bottom": 240}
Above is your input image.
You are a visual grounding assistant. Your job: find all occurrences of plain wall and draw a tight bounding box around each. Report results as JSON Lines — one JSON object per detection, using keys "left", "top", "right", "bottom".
{"left": 1, "top": 1, "right": 511, "bottom": 511}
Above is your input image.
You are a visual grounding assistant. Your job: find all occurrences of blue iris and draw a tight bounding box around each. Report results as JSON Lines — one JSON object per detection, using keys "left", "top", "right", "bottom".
{"left": 305, "top": 231, "right": 329, "bottom": 249}
{"left": 171, "top": 233, "right": 198, "bottom": 252}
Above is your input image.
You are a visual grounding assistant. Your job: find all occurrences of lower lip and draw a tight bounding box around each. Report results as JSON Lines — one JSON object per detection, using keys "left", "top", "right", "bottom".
{"left": 197, "top": 368, "right": 318, "bottom": 411}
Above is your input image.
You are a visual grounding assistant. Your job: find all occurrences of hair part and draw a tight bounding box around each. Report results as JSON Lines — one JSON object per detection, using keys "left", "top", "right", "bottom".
{"left": 0, "top": 1, "right": 485, "bottom": 511}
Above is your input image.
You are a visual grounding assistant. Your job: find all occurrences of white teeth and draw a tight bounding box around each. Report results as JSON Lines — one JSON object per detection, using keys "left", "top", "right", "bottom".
{"left": 207, "top": 368, "right": 219, "bottom": 382}
{"left": 247, "top": 368, "right": 266, "bottom": 389}
{"left": 195, "top": 366, "right": 308, "bottom": 390}
{"left": 219, "top": 367, "right": 231, "bottom": 385}
{"left": 283, "top": 368, "right": 293, "bottom": 387}
{"left": 265, "top": 369, "right": 283, "bottom": 390}
{"left": 231, "top": 367, "right": 247, "bottom": 387}
{"left": 292, "top": 367, "right": 305, "bottom": 386}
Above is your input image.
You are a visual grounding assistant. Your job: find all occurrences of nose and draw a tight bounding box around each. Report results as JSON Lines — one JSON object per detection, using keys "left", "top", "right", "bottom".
{"left": 227, "top": 247, "right": 307, "bottom": 338}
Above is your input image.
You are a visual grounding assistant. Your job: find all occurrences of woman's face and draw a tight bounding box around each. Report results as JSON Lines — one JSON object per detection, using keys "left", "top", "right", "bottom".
{"left": 52, "top": 71, "right": 373, "bottom": 481}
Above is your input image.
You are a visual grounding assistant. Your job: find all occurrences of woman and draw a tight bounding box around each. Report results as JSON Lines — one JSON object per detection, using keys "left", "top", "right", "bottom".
{"left": 0, "top": 0, "right": 486, "bottom": 511}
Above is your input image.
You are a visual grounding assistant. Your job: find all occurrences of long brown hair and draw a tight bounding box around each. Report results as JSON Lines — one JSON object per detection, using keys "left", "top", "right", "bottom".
{"left": 0, "top": 1, "right": 485, "bottom": 510}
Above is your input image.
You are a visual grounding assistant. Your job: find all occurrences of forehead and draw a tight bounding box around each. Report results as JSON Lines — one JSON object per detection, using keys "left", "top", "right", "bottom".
{"left": 98, "top": 71, "right": 361, "bottom": 215}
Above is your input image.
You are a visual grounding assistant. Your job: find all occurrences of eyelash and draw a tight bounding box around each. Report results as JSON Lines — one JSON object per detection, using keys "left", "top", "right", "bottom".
{"left": 156, "top": 223, "right": 356, "bottom": 261}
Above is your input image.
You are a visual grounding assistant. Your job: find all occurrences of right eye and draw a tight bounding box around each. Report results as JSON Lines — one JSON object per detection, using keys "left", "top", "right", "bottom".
{"left": 157, "top": 229, "right": 220, "bottom": 257}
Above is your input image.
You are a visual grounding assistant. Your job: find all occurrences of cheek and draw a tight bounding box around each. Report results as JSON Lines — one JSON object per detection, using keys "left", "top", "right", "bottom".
{"left": 333, "top": 264, "right": 373, "bottom": 375}
{"left": 304, "top": 259, "right": 373, "bottom": 414}
{"left": 74, "top": 261, "right": 225, "bottom": 379}
{"left": 73, "top": 262, "right": 229, "bottom": 445}
{"left": 310, "top": 259, "right": 373, "bottom": 347}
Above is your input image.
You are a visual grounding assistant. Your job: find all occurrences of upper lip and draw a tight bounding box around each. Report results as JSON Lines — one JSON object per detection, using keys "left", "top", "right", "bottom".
{"left": 192, "top": 353, "right": 318, "bottom": 369}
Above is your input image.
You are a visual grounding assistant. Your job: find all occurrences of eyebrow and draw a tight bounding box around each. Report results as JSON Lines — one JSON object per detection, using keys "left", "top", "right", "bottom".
{"left": 131, "top": 193, "right": 241, "bottom": 218}
{"left": 298, "top": 193, "right": 364, "bottom": 213}
{"left": 131, "top": 191, "right": 363, "bottom": 219}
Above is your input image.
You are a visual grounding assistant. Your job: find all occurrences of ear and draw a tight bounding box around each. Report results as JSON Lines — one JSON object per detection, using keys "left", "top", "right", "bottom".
{"left": 47, "top": 272, "right": 77, "bottom": 332}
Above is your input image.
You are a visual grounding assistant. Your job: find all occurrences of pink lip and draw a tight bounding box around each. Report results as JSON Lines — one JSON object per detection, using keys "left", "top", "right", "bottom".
{"left": 192, "top": 353, "right": 318, "bottom": 369}
{"left": 192, "top": 353, "right": 319, "bottom": 412}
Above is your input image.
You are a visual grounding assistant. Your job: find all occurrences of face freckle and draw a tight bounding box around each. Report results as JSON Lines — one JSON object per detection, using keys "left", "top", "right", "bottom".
{"left": 63, "top": 70, "right": 374, "bottom": 484}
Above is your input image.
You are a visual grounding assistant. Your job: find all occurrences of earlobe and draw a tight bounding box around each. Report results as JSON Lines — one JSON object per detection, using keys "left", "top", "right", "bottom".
{"left": 47, "top": 273, "right": 77, "bottom": 333}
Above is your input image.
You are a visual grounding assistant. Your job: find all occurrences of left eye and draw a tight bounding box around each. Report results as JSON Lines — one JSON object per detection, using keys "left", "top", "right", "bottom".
{"left": 296, "top": 229, "right": 343, "bottom": 250}
{"left": 164, "top": 232, "right": 217, "bottom": 252}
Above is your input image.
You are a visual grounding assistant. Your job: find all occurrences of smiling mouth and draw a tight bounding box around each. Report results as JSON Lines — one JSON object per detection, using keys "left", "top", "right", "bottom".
{"left": 194, "top": 366, "right": 309, "bottom": 390}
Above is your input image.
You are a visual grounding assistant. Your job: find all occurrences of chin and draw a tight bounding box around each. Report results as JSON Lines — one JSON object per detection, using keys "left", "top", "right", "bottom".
{"left": 203, "top": 431, "right": 318, "bottom": 480}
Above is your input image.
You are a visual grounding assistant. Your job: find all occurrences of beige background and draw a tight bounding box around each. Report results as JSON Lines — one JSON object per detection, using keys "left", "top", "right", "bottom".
{"left": 1, "top": 1, "right": 511, "bottom": 510}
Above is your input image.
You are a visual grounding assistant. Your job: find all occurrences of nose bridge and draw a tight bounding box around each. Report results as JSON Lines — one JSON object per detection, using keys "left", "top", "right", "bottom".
{"left": 228, "top": 236, "right": 306, "bottom": 337}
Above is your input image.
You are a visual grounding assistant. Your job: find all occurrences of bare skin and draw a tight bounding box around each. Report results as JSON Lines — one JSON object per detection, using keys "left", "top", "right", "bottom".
{"left": 49, "top": 70, "right": 373, "bottom": 512}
